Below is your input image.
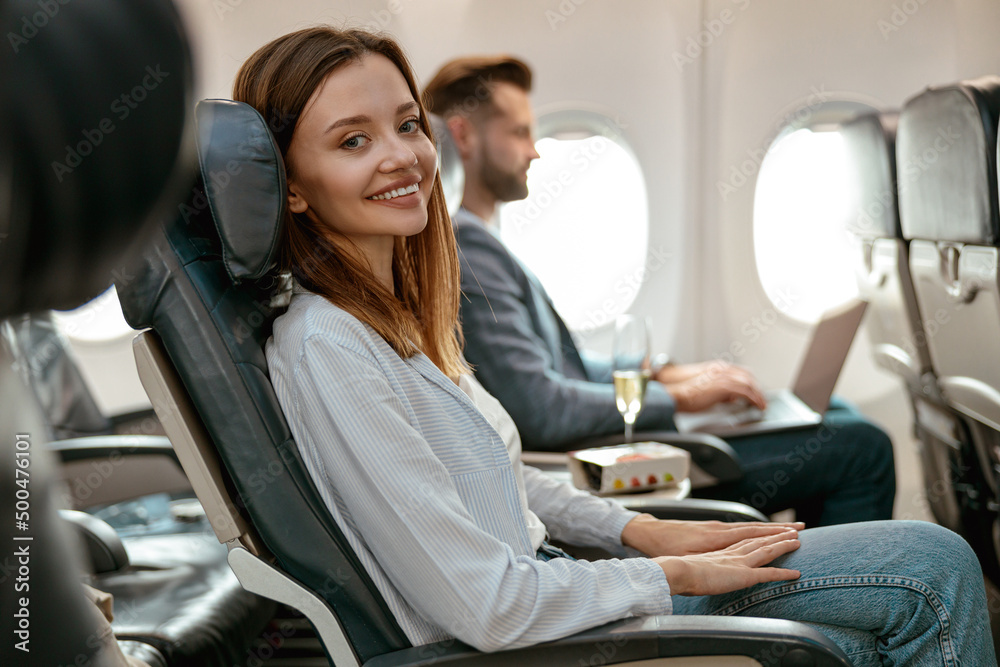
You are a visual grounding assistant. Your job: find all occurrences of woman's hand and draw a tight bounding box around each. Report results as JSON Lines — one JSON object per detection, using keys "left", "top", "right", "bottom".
{"left": 655, "top": 530, "right": 802, "bottom": 597}
{"left": 622, "top": 513, "right": 804, "bottom": 557}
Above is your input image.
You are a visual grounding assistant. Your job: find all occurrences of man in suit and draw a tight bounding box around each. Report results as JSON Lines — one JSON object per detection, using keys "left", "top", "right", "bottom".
{"left": 422, "top": 56, "right": 895, "bottom": 526}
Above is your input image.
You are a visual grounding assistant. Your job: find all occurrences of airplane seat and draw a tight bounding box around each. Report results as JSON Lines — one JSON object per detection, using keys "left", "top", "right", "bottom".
{"left": 840, "top": 110, "right": 974, "bottom": 534}
{"left": 842, "top": 112, "right": 929, "bottom": 387}
{"left": 4, "top": 311, "right": 166, "bottom": 440}
{"left": 4, "top": 312, "right": 114, "bottom": 440}
{"left": 2, "top": 313, "right": 195, "bottom": 541}
{"left": 113, "top": 97, "right": 851, "bottom": 666}
{"left": 897, "top": 75, "right": 1000, "bottom": 578}
{"left": 57, "top": 507, "right": 269, "bottom": 667}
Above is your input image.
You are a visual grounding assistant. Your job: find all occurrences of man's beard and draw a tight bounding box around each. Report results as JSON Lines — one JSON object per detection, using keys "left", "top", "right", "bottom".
{"left": 479, "top": 155, "right": 529, "bottom": 203}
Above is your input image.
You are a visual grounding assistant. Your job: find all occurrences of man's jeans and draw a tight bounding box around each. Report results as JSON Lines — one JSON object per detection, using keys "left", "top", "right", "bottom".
{"left": 696, "top": 397, "right": 896, "bottom": 526}
{"left": 673, "top": 520, "right": 996, "bottom": 666}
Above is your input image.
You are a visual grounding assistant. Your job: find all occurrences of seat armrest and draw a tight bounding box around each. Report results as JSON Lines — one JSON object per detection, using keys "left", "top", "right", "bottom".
{"left": 109, "top": 407, "right": 163, "bottom": 436}
{"left": 59, "top": 509, "right": 130, "bottom": 574}
{"left": 618, "top": 497, "right": 768, "bottom": 522}
{"left": 554, "top": 497, "right": 768, "bottom": 560}
{"left": 48, "top": 435, "right": 192, "bottom": 509}
{"left": 556, "top": 431, "right": 743, "bottom": 484}
{"left": 364, "top": 615, "right": 851, "bottom": 666}
{"left": 554, "top": 497, "right": 768, "bottom": 559}
{"left": 48, "top": 434, "right": 177, "bottom": 464}
{"left": 118, "top": 640, "right": 168, "bottom": 667}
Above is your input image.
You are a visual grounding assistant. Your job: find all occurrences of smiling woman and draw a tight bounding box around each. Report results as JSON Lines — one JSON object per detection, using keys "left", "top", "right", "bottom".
{"left": 283, "top": 55, "right": 436, "bottom": 289}
{"left": 232, "top": 28, "right": 464, "bottom": 378}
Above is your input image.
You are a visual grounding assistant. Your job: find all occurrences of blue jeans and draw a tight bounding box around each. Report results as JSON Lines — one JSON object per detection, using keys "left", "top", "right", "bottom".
{"left": 695, "top": 398, "right": 896, "bottom": 526}
{"left": 672, "top": 520, "right": 996, "bottom": 666}
{"left": 536, "top": 541, "right": 576, "bottom": 561}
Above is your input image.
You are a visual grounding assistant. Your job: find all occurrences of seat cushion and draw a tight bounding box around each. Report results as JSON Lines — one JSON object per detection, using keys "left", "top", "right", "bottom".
{"left": 94, "top": 531, "right": 275, "bottom": 667}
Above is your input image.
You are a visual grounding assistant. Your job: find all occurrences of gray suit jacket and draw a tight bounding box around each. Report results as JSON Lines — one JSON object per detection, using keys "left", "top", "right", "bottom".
{"left": 454, "top": 208, "right": 676, "bottom": 451}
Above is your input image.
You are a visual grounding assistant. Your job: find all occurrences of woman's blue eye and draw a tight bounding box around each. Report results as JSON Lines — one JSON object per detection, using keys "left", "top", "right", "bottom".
{"left": 343, "top": 135, "right": 366, "bottom": 149}
{"left": 400, "top": 120, "right": 418, "bottom": 133}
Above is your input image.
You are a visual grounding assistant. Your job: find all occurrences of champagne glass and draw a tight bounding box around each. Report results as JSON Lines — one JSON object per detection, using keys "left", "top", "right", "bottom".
{"left": 612, "top": 315, "right": 652, "bottom": 443}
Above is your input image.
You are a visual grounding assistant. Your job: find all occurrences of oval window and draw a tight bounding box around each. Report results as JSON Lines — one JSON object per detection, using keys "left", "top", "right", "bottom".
{"left": 52, "top": 286, "right": 135, "bottom": 344}
{"left": 753, "top": 124, "right": 862, "bottom": 323}
{"left": 498, "top": 110, "right": 648, "bottom": 333}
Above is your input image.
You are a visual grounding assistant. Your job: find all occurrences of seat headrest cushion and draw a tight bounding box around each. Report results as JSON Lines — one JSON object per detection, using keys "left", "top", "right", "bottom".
{"left": 195, "top": 100, "right": 286, "bottom": 282}
{"left": 897, "top": 75, "right": 1000, "bottom": 244}
{"left": 841, "top": 111, "right": 900, "bottom": 239}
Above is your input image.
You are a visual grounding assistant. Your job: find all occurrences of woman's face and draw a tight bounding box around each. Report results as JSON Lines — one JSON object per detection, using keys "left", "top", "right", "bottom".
{"left": 285, "top": 54, "right": 436, "bottom": 269}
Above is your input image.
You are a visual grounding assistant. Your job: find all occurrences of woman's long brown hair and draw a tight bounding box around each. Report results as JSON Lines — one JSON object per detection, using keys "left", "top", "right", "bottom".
{"left": 233, "top": 27, "right": 464, "bottom": 377}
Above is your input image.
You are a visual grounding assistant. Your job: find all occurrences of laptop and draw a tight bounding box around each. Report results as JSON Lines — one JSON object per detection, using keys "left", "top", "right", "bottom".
{"left": 672, "top": 298, "right": 868, "bottom": 437}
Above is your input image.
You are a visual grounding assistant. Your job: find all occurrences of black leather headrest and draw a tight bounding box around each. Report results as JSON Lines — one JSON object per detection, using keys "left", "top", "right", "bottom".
{"left": 897, "top": 75, "right": 1000, "bottom": 243}
{"left": 429, "top": 114, "right": 465, "bottom": 217}
{"left": 841, "top": 111, "right": 901, "bottom": 239}
{"left": 0, "top": 0, "right": 195, "bottom": 317}
{"left": 59, "top": 510, "right": 130, "bottom": 574}
{"left": 195, "top": 100, "right": 286, "bottom": 282}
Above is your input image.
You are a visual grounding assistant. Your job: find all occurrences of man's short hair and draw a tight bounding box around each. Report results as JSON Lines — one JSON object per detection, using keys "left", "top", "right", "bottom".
{"left": 423, "top": 55, "right": 532, "bottom": 118}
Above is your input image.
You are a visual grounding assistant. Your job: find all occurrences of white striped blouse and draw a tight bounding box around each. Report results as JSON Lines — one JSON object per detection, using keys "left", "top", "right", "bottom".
{"left": 265, "top": 290, "right": 672, "bottom": 652}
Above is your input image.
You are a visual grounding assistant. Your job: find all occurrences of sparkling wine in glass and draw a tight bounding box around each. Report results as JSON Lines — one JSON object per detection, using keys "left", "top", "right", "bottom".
{"left": 612, "top": 315, "right": 652, "bottom": 443}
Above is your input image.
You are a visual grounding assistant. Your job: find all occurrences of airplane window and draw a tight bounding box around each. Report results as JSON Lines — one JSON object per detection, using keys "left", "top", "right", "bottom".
{"left": 499, "top": 113, "right": 647, "bottom": 334}
{"left": 753, "top": 127, "right": 859, "bottom": 323}
{"left": 52, "top": 286, "right": 135, "bottom": 343}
